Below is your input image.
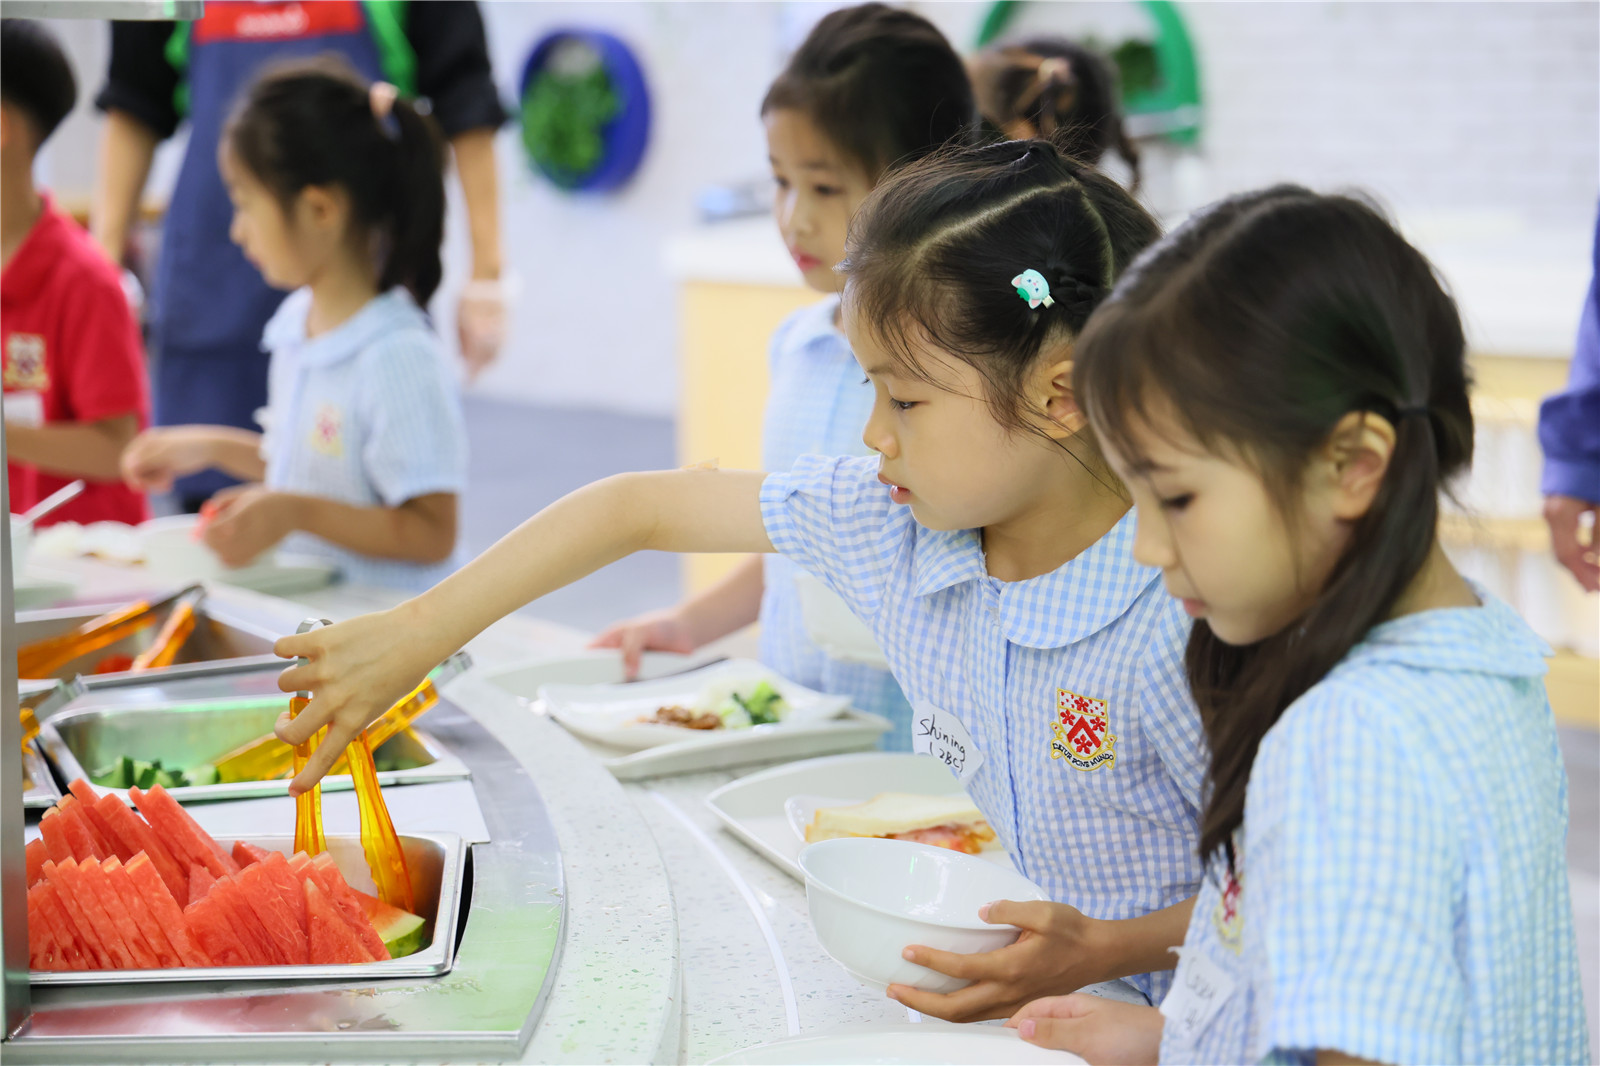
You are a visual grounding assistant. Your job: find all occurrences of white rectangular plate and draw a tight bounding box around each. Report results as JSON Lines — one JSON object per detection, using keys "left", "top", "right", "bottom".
{"left": 704, "top": 751, "right": 1012, "bottom": 880}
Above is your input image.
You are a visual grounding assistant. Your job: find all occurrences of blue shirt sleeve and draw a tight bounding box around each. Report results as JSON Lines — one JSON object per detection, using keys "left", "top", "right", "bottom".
{"left": 1539, "top": 204, "right": 1600, "bottom": 502}
{"left": 759, "top": 453, "right": 912, "bottom": 620}
{"left": 354, "top": 328, "right": 468, "bottom": 506}
{"left": 1249, "top": 688, "right": 1464, "bottom": 1064}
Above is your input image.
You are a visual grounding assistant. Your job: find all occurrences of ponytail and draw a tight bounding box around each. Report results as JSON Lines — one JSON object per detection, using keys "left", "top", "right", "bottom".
{"left": 1074, "top": 187, "right": 1474, "bottom": 865}
{"left": 226, "top": 56, "right": 447, "bottom": 305}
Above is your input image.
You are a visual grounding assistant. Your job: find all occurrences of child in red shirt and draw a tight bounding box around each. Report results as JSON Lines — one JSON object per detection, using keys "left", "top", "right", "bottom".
{"left": 2, "top": 19, "right": 148, "bottom": 526}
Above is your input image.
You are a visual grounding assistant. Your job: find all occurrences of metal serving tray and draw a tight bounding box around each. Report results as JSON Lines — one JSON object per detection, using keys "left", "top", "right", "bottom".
{"left": 20, "top": 741, "right": 60, "bottom": 809}
{"left": 14, "top": 595, "right": 288, "bottom": 685}
{"left": 30, "top": 831, "right": 465, "bottom": 986}
{"left": 37, "top": 697, "right": 470, "bottom": 804}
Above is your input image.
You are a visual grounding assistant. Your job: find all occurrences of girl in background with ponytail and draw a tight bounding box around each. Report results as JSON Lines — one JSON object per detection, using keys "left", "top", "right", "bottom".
{"left": 122, "top": 58, "right": 467, "bottom": 591}
{"left": 1010, "top": 187, "right": 1590, "bottom": 1063}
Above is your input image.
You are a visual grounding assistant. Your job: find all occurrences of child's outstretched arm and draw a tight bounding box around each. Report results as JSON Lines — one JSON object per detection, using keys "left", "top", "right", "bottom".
{"left": 200, "top": 489, "right": 457, "bottom": 568}
{"left": 6, "top": 414, "right": 140, "bottom": 483}
{"left": 121, "top": 425, "right": 266, "bottom": 493}
{"left": 274, "top": 467, "right": 773, "bottom": 792}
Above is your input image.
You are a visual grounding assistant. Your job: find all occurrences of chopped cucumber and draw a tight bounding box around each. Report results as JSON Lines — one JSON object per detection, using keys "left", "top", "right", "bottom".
{"left": 185, "top": 763, "right": 220, "bottom": 787}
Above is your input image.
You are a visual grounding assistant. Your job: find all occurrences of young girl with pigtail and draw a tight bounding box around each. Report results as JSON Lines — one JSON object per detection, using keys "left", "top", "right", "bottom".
{"left": 273, "top": 135, "right": 1211, "bottom": 1020}
{"left": 1008, "top": 187, "right": 1590, "bottom": 1063}
{"left": 122, "top": 58, "right": 467, "bottom": 591}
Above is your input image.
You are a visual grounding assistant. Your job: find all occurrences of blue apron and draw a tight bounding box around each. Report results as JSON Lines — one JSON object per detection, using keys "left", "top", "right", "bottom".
{"left": 153, "top": 1, "right": 385, "bottom": 502}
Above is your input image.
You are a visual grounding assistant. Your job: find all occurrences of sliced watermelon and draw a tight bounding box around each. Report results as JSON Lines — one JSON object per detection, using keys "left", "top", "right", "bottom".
{"left": 130, "top": 784, "right": 238, "bottom": 878}
{"left": 127, "top": 853, "right": 210, "bottom": 967}
{"left": 69, "top": 780, "right": 135, "bottom": 862}
{"left": 308, "top": 853, "right": 390, "bottom": 960}
{"left": 257, "top": 852, "right": 308, "bottom": 936}
{"left": 94, "top": 794, "right": 188, "bottom": 904}
{"left": 26, "top": 838, "right": 48, "bottom": 888}
{"left": 232, "top": 840, "right": 273, "bottom": 869}
{"left": 237, "top": 865, "right": 308, "bottom": 964}
{"left": 304, "top": 878, "right": 374, "bottom": 964}
{"left": 36, "top": 879, "right": 95, "bottom": 969}
{"left": 79, "top": 859, "right": 159, "bottom": 969}
{"left": 188, "top": 864, "right": 217, "bottom": 904}
{"left": 210, "top": 878, "right": 280, "bottom": 965}
{"left": 103, "top": 858, "right": 181, "bottom": 969}
{"left": 354, "top": 889, "right": 428, "bottom": 959}
{"left": 37, "top": 809, "right": 75, "bottom": 865}
{"left": 47, "top": 858, "right": 134, "bottom": 969}
{"left": 55, "top": 797, "right": 108, "bottom": 862}
{"left": 27, "top": 884, "right": 61, "bottom": 970}
{"left": 183, "top": 895, "right": 252, "bottom": 967}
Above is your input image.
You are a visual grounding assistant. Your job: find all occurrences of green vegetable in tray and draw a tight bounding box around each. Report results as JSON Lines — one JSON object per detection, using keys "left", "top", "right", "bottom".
{"left": 91, "top": 756, "right": 218, "bottom": 791}
{"left": 740, "top": 680, "right": 787, "bottom": 725}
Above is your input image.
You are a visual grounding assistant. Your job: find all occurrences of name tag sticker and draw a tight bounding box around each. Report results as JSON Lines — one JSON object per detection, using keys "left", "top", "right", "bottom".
{"left": 911, "top": 701, "right": 984, "bottom": 784}
{"left": 1159, "top": 946, "right": 1236, "bottom": 1043}
{"left": 3, "top": 391, "right": 44, "bottom": 427}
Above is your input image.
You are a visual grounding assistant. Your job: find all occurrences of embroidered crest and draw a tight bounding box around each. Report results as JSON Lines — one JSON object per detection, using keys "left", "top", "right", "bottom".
{"left": 4, "top": 333, "right": 48, "bottom": 390}
{"left": 1050, "top": 688, "right": 1116, "bottom": 771}
{"left": 310, "top": 403, "right": 344, "bottom": 457}
{"left": 1211, "top": 865, "right": 1244, "bottom": 954}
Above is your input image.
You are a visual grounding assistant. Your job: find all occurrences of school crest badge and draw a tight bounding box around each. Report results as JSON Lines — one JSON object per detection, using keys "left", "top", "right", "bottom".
{"left": 310, "top": 404, "right": 344, "bottom": 457}
{"left": 3, "top": 333, "right": 48, "bottom": 390}
{"left": 1051, "top": 688, "right": 1116, "bottom": 771}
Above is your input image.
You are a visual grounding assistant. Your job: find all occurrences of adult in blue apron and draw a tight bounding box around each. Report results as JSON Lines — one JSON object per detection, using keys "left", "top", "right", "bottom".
{"left": 94, "top": 1, "right": 505, "bottom": 510}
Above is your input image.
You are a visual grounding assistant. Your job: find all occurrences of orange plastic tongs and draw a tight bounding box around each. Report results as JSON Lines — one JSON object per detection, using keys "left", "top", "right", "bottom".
{"left": 289, "top": 618, "right": 331, "bottom": 857}
{"left": 16, "top": 584, "right": 202, "bottom": 679}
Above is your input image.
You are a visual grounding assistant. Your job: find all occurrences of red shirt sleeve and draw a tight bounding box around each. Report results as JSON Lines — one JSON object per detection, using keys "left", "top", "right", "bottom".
{"left": 52, "top": 263, "right": 150, "bottom": 428}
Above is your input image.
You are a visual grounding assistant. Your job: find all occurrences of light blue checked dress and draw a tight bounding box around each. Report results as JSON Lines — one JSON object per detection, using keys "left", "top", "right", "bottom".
{"left": 259, "top": 288, "right": 467, "bottom": 591}
{"left": 758, "top": 297, "right": 915, "bottom": 750}
{"left": 761, "top": 453, "right": 1206, "bottom": 1002}
{"left": 1160, "top": 589, "right": 1591, "bottom": 1064}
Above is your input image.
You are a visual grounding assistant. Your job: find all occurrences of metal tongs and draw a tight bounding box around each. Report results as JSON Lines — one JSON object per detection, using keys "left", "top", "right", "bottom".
{"left": 15, "top": 583, "right": 204, "bottom": 679}
{"left": 288, "top": 618, "right": 420, "bottom": 911}
{"left": 19, "top": 676, "right": 86, "bottom": 749}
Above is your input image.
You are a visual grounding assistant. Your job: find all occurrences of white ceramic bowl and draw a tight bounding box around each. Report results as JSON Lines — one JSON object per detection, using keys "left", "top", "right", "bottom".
{"left": 139, "top": 513, "right": 266, "bottom": 581}
{"left": 798, "top": 837, "right": 1049, "bottom": 993}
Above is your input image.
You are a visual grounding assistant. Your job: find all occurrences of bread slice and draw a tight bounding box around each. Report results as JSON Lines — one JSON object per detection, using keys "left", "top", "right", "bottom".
{"left": 804, "top": 792, "right": 986, "bottom": 843}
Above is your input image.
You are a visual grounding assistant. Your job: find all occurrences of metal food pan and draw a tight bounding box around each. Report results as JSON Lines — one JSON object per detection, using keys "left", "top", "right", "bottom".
{"left": 38, "top": 697, "right": 470, "bottom": 804}
{"left": 14, "top": 596, "right": 287, "bottom": 685}
{"left": 30, "top": 831, "right": 465, "bottom": 985}
{"left": 21, "top": 741, "right": 61, "bottom": 809}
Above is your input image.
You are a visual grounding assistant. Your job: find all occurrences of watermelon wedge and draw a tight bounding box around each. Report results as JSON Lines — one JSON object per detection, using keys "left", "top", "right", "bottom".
{"left": 308, "top": 853, "right": 390, "bottom": 960}
{"left": 210, "top": 878, "right": 280, "bottom": 965}
{"left": 55, "top": 797, "right": 107, "bottom": 862}
{"left": 103, "top": 857, "right": 181, "bottom": 969}
{"left": 79, "top": 859, "right": 159, "bottom": 969}
{"left": 47, "top": 858, "right": 134, "bottom": 969}
{"left": 354, "top": 890, "right": 428, "bottom": 959}
{"left": 257, "top": 852, "right": 308, "bottom": 936}
{"left": 37, "top": 809, "right": 75, "bottom": 865}
{"left": 94, "top": 794, "right": 188, "bottom": 904}
{"left": 130, "top": 784, "right": 238, "bottom": 878}
{"left": 304, "top": 879, "right": 374, "bottom": 964}
{"left": 35, "top": 880, "right": 94, "bottom": 969}
{"left": 127, "top": 853, "right": 210, "bottom": 967}
{"left": 183, "top": 895, "right": 252, "bottom": 967}
{"left": 237, "top": 865, "right": 308, "bottom": 964}
{"left": 27, "top": 884, "right": 61, "bottom": 970}
{"left": 232, "top": 841, "right": 273, "bottom": 869}
{"left": 69, "top": 780, "right": 134, "bottom": 862}
{"left": 188, "top": 864, "right": 217, "bottom": 904}
{"left": 26, "top": 838, "right": 48, "bottom": 888}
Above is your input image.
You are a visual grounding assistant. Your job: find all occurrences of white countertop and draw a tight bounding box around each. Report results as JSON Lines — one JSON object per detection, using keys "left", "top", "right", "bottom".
{"left": 664, "top": 214, "right": 1591, "bottom": 361}
{"left": 18, "top": 559, "right": 911, "bottom": 1063}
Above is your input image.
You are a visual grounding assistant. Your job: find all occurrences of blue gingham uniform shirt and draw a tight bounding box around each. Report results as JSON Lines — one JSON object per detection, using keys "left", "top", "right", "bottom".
{"left": 758, "top": 297, "right": 915, "bottom": 749}
{"left": 259, "top": 288, "right": 467, "bottom": 591}
{"left": 1162, "top": 590, "right": 1590, "bottom": 1064}
{"left": 761, "top": 454, "right": 1206, "bottom": 1001}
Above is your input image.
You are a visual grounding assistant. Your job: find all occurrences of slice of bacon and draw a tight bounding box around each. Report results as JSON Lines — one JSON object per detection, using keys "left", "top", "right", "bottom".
{"left": 886, "top": 822, "right": 995, "bottom": 855}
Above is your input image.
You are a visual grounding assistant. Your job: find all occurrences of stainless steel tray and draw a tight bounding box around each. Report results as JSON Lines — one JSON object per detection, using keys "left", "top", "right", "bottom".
{"left": 15, "top": 594, "right": 290, "bottom": 685}
{"left": 37, "top": 696, "right": 470, "bottom": 803}
{"left": 21, "top": 741, "right": 61, "bottom": 809}
{"left": 30, "top": 831, "right": 465, "bottom": 985}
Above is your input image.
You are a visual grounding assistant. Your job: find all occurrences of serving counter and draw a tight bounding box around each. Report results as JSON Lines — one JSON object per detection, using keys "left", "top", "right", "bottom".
{"left": 5, "top": 560, "right": 915, "bottom": 1063}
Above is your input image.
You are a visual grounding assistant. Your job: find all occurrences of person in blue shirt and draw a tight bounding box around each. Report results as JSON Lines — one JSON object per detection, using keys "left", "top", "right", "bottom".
{"left": 1011, "top": 187, "right": 1589, "bottom": 1064}
{"left": 1539, "top": 204, "right": 1600, "bottom": 592}
{"left": 121, "top": 60, "right": 466, "bottom": 592}
{"left": 92, "top": 1, "right": 503, "bottom": 513}
{"left": 591, "top": 4, "right": 975, "bottom": 750}
{"left": 273, "top": 137, "right": 1210, "bottom": 1019}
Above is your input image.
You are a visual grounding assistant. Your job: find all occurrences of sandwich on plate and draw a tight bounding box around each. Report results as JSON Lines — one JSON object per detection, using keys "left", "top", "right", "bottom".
{"left": 803, "top": 792, "right": 997, "bottom": 855}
